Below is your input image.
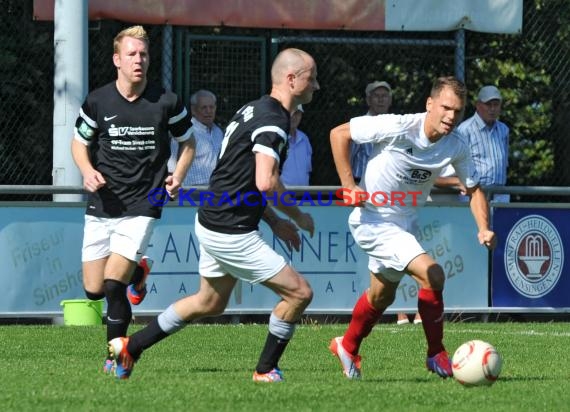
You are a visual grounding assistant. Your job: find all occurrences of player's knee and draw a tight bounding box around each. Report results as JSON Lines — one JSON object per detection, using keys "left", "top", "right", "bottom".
{"left": 200, "top": 296, "right": 227, "bottom": 316}
{"left": 292, "top": 283, "right": 313, "bottom": 309}
{"left": 300, "top": 284, "right": 314, "bottom": 306}
{"left": 103, "top": 279, "right": 127, "bottom": 300}
{"left": 84, "top": 289, "right": 105, "bottom": 301}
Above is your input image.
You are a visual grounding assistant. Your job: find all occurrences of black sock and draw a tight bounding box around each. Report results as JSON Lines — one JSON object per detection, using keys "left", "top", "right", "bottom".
{"left": 127, "top": 317, "right": 169, "bottom": 360}
{"left": 103, "top": 279, "right": 132, "bottom": 342}
{"left": 255, "top": 332, "right": 290, "bottom": 373}
{"left": 130, "top": 264, "right": 144, "bottom": 286}
{"left": 85, "top": 290, "right": 105, "bottom": 301}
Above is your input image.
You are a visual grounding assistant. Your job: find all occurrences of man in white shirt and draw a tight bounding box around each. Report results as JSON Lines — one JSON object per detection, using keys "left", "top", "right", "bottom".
{"left": 169, "top": 89, "right": 224, "bottom": 186}
{"left": 328, "top": 76, "right": 496, "bottom": 380}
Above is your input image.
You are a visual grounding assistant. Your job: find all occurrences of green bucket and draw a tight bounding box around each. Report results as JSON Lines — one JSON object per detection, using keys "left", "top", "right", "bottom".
{"left": 60, "top": 299, "right": 104, "bottom": 326}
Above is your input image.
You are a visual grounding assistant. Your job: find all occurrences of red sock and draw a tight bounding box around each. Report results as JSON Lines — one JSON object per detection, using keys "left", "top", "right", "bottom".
{"left": 343, "top": 292, "right": 381, "bottom": 355}
{"left": 418, "top": 288, "right": 445, "bottom": 357}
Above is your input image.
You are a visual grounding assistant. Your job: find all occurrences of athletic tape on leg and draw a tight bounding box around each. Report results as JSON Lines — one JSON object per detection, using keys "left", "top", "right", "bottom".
{"left": 157, "top": 304, "right": 186, "bottom": 334}
{"left": 268, "top": 313, "right": 296, "bottom": 340}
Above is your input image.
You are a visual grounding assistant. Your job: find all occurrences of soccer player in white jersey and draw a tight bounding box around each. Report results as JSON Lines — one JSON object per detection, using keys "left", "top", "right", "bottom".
{"left": 328, "top": 76, "right": 497, "bottom": 380}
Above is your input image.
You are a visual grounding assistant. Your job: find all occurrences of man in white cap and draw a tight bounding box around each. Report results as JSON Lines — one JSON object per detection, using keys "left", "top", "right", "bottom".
{"left": 350, "top": 81, "right": 393, "bottom": 183}
{"left": 436, "top": 85, "right": 510, "bottom": 202}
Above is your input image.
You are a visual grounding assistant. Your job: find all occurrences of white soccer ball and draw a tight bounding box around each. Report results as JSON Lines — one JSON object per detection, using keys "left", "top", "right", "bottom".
{"left": 452, "top": 340, "right": 502, "bottom": 386}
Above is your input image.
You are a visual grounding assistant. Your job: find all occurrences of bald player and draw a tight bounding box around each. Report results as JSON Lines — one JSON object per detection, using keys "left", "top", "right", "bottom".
{"left": 108, "top": 48, "right": 320, "bottom": 382}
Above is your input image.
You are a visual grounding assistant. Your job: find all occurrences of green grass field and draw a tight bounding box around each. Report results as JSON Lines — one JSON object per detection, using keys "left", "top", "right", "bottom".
{"left": 1, "top": 321, "right": 569, "bottom": 411}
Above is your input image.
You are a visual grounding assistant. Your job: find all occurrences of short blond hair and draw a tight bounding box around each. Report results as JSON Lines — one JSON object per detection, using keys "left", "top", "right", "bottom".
{"left": 113, "top": 25, "right": 149, "bottom": 53}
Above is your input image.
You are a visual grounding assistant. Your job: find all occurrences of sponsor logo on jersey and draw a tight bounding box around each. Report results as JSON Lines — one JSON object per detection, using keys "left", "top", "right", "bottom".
{"left": 408, "top": 169, "right": 432, "bottom": 182}
{"left": 504, "top": 214, "right": 563, "bottom": 298}
{"left": 108, "top": 125, "right": 155, "bottom": 137}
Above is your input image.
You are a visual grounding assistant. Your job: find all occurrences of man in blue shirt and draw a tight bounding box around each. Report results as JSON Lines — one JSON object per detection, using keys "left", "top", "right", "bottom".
{"left": 281, "top": 105, "right": 312, "bottom": 186}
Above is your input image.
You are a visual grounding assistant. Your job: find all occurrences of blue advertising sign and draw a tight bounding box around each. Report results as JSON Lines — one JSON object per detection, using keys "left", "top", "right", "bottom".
{"left": 0, "top": 204, "right": 488, "bottom": 315}
{"left": 492, "top": 208, "right": 568, "bottom": 308}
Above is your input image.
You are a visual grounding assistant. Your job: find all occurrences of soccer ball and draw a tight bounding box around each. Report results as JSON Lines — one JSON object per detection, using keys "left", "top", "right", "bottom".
{"left": 452, "top": 340, "right": 502, "bottom": 386}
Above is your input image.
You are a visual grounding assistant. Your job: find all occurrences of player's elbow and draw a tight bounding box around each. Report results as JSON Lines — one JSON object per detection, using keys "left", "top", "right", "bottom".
{"left": 256, "top": 178, "right": 274, "bottom": 192}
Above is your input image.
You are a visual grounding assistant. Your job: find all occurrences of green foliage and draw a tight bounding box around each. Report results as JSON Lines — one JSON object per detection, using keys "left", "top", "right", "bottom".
{"left": 2, "top": 0, "right": 570, "bottom": 187}
{"left": 1, "top": 322, "right": 570, "bottom": 411}
{"left": 464, "top": 21, "right": 559, "bottom": 185}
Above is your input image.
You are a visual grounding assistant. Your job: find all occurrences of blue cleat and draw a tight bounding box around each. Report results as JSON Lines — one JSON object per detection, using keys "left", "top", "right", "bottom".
{"left": 103, "top": 358, "right": 115, "bottom": 374}
{"left": 108, "top": 337, "right": 135, "bottom": 379}
{"left": 127, "top": 257, "right": 153, "bottom": 305}
{"left": 252, "top": 367, "right": 284, "bottom": 382}
{"left": 426, "top": 351, "right": 453, "bottom": 378}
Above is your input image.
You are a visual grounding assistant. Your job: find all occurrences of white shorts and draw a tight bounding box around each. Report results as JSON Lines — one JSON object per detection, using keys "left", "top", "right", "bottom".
{"left": 82, "top": 215, "right": 156, "bottom": 262}
{"left": 195, "top": 216, "right": 287, "bottom": 284}
{"left": 348, "top": 210, "right": 425, "bottom": 283}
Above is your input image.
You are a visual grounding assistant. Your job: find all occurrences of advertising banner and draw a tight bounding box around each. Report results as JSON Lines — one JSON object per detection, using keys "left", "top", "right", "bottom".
{"left": 0, "top": 204, "right": 487, "bottom": 315}
{"left": 34, "top": 0, "right": 522, "bottom": 34}
{"left": 492, "top": 208, "right": 568, "bottom": 308}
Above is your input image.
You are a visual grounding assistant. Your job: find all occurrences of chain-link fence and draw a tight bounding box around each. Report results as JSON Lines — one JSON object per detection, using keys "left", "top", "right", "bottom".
{"left": 1, "top": 0, "right": 569, "bottom": 199}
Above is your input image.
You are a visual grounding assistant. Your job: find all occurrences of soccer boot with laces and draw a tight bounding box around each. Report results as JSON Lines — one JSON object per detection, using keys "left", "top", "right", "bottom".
{"left": 108, "top": 337, "right": 135, "bottom": 379}
{"left": 252, "top": 367, "right": 284, "bottom": 382}
{"left": 426, "top": 350, "right": 453, "bottom": 378}
{"left": 103, "top": 358, "right": 115, "bottom": 374}
{"left": 127, "top": 256, "right": 153, "bottom": 305}
{"left": 329, "top": 336, "right": 362, "bottom": 379}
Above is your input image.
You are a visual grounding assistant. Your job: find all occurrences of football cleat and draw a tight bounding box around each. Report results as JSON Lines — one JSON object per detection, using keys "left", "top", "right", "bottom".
{"left": 426, "top": 350, "right": 453, "bottom": 378}
{"left": 329, "top": 336, "right": 362, "bottom": 379}
{"left": 127, "top": 256, "right": 154, "bottom": 305}
{"left": 252, "top": 367, "right": 284, "bottom": 382}
{"left": 108, "top": 337, "right": 135, "bottom": 379}
{"left": 103, "top": 358, "right": 115, "bottom": 374}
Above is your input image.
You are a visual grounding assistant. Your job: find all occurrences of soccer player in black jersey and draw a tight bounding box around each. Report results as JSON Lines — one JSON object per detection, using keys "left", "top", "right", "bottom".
{"left": 109, "top": 48, "right": 320, "bottom": 381}
{"left": 71, "top": 26, "right": 195, "bottom": 374}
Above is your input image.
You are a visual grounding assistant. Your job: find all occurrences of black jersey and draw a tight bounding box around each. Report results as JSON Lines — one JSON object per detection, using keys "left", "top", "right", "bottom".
{"left": 198, "top": 95, "right": 289, "bottom": 234}
{"left": 74, "top": 81, "right": 192, "bottom": 218}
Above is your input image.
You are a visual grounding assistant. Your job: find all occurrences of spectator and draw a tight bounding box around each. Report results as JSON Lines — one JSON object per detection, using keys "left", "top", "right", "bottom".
{"left": 436, "top": 85, "right": 510, "bottom": 202}
{"left": 281, "top": 104, "right": 312, "bottom": 186}
{"left": 169, "top": 89, "right": 224, "bottom": 187}
{"left": 350, "top": 81, "right": 393, "bottom": 183}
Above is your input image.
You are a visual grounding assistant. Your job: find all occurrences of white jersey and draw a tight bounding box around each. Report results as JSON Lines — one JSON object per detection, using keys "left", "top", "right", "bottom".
{"left": 350, "top": 112, "right": 479, "bottom": 219}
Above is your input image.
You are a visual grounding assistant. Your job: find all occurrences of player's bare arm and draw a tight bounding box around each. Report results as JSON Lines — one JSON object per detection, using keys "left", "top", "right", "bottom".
{"left": 256, "top": 151, "right": 315, "bottom": 237}
{"left": 166, "top": 135, "right": 196, "bottom": 196}
{"left": 467, "top": 185, "right": 497, "bottom": 249}
{"left": 71, "top": 139, "right": 106, "bottom": 192}
{"left": 255, "top": 151, "right": 281, "bottom": 192}
{"left": 262, "top": 206, "right": 302, "bottom": 251}
{"left": 273, "top": 178, "right": 315, "bottom": 237}
{"left": 330, "top": 122, "right": 365, "bottom": 206}
{"left": 434, "top": 176, "right": 467, "bottom": 194}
